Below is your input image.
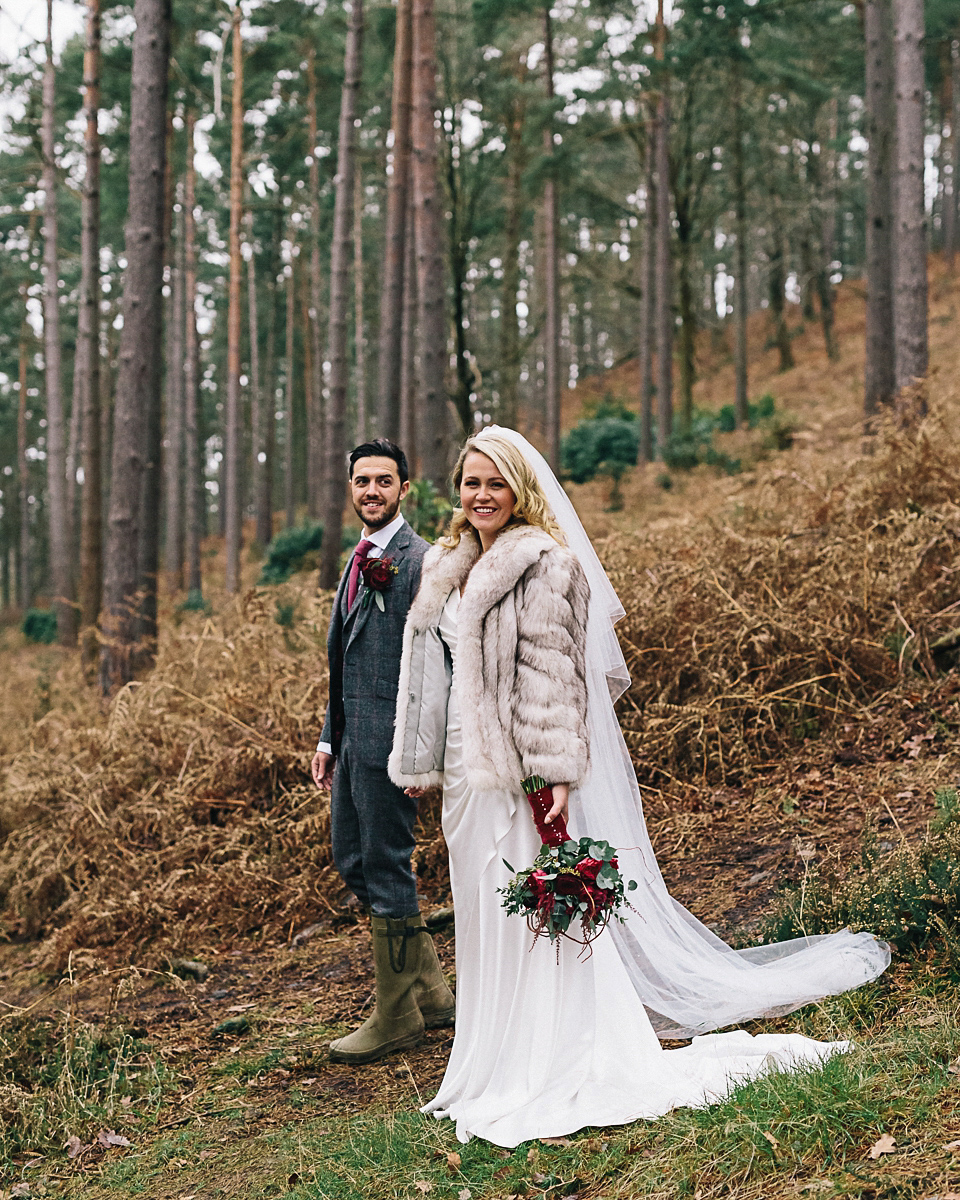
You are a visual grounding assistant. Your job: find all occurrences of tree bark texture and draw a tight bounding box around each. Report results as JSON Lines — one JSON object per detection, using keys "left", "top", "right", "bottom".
{"left": 768, "top": 196, "right": 794, "bottom": 372}
{"left": 284, "top": 253, "right": 296, "bottom": 529}
{"left": 306, "top": 46, "right": 325, "bottom": 519}
{"left": 892, "top": 0, "right": 929, "bottom": 400}
{"left": 164, "top": 195, "right": 185, "bottom": 589}
{"left": 246, "top": 226, "right": 263, "bottom": 537}
{"left": 731, "top": 54, "right": 749, "bottom": 430}
{"left": 183, "top": 107, "right": 203, "bottom": 597}
{"left": 446, "top": 112, "right": 473, "bottom": 436}
{"left": 377, "top": 0, "right": 413, "bottom": 441}
{"left": 258, "top": 213, "right": 279, "bottom": 548}
{"left": 498, "top": 74, "right": 526, "bottom": 431}
{"left": 43, "top": 0, "right": 74, "bottom": 644}
{"left": 78, "top": 0, "right": 102, "bottom": 670}
{"left": 654, "top": 3, "right": 673, "bottom": 454}
{"left": 865, "top": 0, "right": 896, "bottom": 416}
{"left": 99, "top": 0, "right": 170, "bottom": 694}
{"left": 354, "top": 168, "right": 367, "bottom": 440}
{"left": 949, "top": 38, "right": 959, "bottom": 268}
{"left": 399, "top": 199, "right": 418, "bottom": 467}
{"left": 225, "top": 6, "right": 245, "bottom": 593}
{"left": 639, "top": 124, "right": 655, "bottom": 464}
{"left": 411, "top": 0, "right": 452, "bottom": 488}
{"left": 18, "top": 292, "right": 31, "bottom": 610}
{"left": 542, "top": 6, "right": 561, "bottom": 469}
{"left": 319, "top": 0, "right": 364, "bottom": 590}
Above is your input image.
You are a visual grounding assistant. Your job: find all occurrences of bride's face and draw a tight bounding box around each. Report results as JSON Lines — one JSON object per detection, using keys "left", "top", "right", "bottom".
{"left": 460, "top": 451, "right": 517, "bottom": 541}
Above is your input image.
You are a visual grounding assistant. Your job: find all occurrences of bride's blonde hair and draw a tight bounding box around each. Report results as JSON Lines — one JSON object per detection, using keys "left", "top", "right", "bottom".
{"left": 440, "top": 429, "right": 565, "bottom": 548}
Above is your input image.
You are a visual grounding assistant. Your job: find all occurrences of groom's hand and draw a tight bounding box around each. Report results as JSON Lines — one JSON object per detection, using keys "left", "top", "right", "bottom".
{"left": 312, "top": 750, "right": 336, "bottom": 791}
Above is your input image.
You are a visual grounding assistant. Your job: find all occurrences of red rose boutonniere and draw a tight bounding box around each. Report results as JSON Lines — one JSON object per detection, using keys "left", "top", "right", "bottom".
{"left": 359, "top": 555, "right": 399, "bottom": 611}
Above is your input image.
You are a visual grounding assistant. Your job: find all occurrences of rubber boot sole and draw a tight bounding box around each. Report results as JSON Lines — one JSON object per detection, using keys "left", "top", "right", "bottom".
{"left": 328, "top": 1027, "right": 424, "bottom": 1065}
{"left": 421, "top": 1006, "right": 456, "bottom": 1029}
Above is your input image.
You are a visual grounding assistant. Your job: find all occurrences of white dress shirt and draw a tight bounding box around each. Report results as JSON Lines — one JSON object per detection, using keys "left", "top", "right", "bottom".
{"left": 315, "top": 511, "right": 408, "bottom": 756}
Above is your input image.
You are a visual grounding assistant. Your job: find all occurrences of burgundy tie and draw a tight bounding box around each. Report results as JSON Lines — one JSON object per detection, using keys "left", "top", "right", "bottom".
{"left": 346, "top": 539, "right": 375, "bottom": 609}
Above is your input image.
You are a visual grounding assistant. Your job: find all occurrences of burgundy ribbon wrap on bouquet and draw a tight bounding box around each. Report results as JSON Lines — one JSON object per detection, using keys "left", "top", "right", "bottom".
{"left": 522, "top": 775, "right": 570, "bottom": 846}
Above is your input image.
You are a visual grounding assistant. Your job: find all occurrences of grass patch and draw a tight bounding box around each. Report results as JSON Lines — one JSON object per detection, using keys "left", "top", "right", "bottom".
{"left": 0, "top": 1012, "right": 171, "bottom": 1166}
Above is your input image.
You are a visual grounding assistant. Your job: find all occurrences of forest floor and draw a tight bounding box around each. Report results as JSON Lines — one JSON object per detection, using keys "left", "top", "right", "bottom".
{"left": 2, "top": 263, "right": 960, "bottom": 1199}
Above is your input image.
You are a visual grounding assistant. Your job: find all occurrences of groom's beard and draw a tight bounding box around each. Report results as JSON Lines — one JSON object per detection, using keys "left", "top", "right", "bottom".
{"left": 353, "top": 494, "right": 402, "bottom": 531}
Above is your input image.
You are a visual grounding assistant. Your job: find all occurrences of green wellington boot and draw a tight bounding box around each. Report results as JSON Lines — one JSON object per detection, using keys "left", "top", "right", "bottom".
{"left": 409, "top": 915, "right": 456, "bottom": 1029}
{"left": 329, "top": 916, "right": 425, "bottom": 1064}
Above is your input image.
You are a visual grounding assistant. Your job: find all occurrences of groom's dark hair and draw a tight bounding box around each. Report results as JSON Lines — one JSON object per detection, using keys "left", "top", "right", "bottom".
{"left": 349, "top": 438, "right": 410, "bottom": 485}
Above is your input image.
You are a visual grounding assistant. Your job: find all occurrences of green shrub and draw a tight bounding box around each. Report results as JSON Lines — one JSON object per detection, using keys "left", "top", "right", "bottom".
{"left": 762, "top": 789, "right": 960, "bottom": 955}
{"left": 405, "top": 479, "right": 453, "bottom": 542}
{"left": 22, "top": 609, "right": 57, "bottom": 644}
{"left": 561, "top": 416, "right": 639, "bottom": 510}
{"left": 258, "top": 524, "right": 324, "bottom": 585}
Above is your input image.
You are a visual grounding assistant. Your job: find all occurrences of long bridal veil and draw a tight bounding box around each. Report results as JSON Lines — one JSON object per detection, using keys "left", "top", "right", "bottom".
{"left": 474, "top": 426, "right": 890, "bottom": 1038}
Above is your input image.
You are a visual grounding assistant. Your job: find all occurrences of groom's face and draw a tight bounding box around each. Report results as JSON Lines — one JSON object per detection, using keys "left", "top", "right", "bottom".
{"left": 350, "top": 455, "right": 409, "bottom": 531}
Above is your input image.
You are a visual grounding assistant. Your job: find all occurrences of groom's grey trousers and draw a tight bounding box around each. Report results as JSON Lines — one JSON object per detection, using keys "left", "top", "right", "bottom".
{"left": 330, "top": 729, "right": 420, "bottom": 918}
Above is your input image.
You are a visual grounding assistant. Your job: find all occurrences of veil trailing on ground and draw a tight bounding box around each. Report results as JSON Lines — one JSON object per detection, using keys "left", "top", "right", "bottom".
{"left": 474, "top": 426, "right": 891, "bottom": 1039}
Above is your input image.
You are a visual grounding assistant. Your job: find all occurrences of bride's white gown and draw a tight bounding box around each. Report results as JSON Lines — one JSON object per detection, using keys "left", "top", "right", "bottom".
{"left": 424, "top": 591, "right": 874, "bottom": 1148}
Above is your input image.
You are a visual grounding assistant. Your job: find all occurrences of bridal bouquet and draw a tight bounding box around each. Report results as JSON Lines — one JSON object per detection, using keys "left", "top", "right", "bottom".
{"left": 498, "top": 775, "right": 637, "bottom": 949}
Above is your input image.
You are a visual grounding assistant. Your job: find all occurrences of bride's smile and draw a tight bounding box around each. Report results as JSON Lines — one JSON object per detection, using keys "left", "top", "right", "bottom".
{"left": 460, "top": 451, "right": 517, "bottom": 550}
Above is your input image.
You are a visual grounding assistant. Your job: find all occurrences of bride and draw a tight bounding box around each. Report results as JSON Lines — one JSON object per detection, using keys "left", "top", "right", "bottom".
{"left": 389, "top": 426, "right": 890, "bottom": 1148}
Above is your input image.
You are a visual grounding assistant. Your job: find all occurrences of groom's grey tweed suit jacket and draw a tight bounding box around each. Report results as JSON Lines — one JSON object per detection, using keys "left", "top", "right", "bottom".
{"left": 320, "top": 519, "right": 429, "bottom": 766}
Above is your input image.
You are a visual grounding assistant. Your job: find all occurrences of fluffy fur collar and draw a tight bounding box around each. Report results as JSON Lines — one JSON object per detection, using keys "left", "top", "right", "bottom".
{"left": 407, "top": 524, "right": 560, "bottom": 631}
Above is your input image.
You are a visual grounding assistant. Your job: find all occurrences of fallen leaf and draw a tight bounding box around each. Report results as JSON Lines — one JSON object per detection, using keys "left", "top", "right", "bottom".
{"left": 198, "top": 1149, "right": 216, "bottom": 1161}
{"left": 11, "top": 1185, "right": 30, "bottom": 1198}
{"left": 948, "top": 1059, "right": 960, "bottom": 1076}
{"left": 287, "top": 1174, "right": 301, "bottom": 1188}
{"left": 526, "top": 1147, "right": 538, "bottom": 1162}
{"left": 226, "top": 1003, "right": 256, "bottom": 1012}
{"left": 64, "top": 1134, "right": 85, "bottom": 1159}
{"left": 944, "top": 1140, "right": 960, "bottom": 1152}
{"left": 414, "top": 1184, "right": 432, "bottom": 1195}
{"left": 458, "top": 1191, "right": 472, "bottom": 1200}
{"left": 799, "top": 1183, "right": 834, "bottom": 1193}
{"left": 868, "top": 1133, "right": 896, "bottom": 1159}
{"left": 97, "top": 1129, "right": 133, "bottom": 1148}
{"left": 542, "top": 1136, "right": 574, "bottom": 1147}
{"left": 763, "top": 1131, "right": 779, "bottom": 1148}
{"left": 446, "top": 1151, "right": 461, "bottom": 1171}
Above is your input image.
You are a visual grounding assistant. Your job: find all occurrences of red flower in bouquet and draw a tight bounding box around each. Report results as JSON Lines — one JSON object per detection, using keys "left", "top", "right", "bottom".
{"left": 498, "top": 775, "right": 638, "bottom": 952}
{"left": 358, "top": 556, "right": 399, "bottom": 611}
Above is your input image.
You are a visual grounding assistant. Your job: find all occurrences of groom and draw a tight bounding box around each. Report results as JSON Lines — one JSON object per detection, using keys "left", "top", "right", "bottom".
{"left": 312, "top": 438, "right": 455, "bottom": 1064}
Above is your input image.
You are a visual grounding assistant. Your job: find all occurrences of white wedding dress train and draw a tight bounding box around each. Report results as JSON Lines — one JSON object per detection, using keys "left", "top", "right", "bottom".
{"left": 423, "top": 591, "right": 887, "bottom": 1148}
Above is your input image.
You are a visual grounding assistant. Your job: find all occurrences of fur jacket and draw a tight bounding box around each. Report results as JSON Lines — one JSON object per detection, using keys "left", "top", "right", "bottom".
{"left": 388, "top": 523, "right": 590, "bottom": 793}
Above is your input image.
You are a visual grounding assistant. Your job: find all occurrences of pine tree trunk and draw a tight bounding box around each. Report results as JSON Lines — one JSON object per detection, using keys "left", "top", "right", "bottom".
{"left": 941, "top": 53, "right": 955, "bottom": 266}
{"left": 768, "top": 195, "right": 794, "bottom": 372}
{"left": 306, "top": 47, "right": 324, "bottom": 520}
{"left": 865, "top": 0, "right": 896, "bottom": 416}
{"left": 78, "top": 0, "right": 102, "bottom": 670}
{"left": 42, "top": 0, "right": 73, "bottom": 644}
{"left": 639, "top": 122, "right": 655, "bottom": 464}
{"left": 949, "top": 37, "right": 959, "bottom": 269}
{"left": 654, "top": 2, "right": 673, "bottom": 454}
{"left": 892, "top": 0, "right": 929, "bottom": 404}
{"left": 18, "top": 292, "right": 31, "bottom": 611}
{"left": 258, "top": 212, "right": 279, "bottom": 548}
{"left": 446, "top": 114, "right": 473, "bottom": 436}
{"left": 399, "top": 200, "right": 418, "bottom": 466}
{"left": 411, "top": 0, "right": 451, "bottom": 487}
{"left": 224, "top": 5, "right": 245, "bottom": 593}
{"left": 319, "top": 0, "right": 364, "bottom": 590}
{"left": 183, "top": 107, "right": 203, "bottom": 598}
{"left": 284, "top": 250, "right": 296, "bottom": 529}
{"left": 499, "top": 82, "right": 526, "bottom": 432}
{"left": 354, "top": 168, "right": 367, "bottom": 440}
{"left": 246, "top": 213, "right": 264, "bottom": 549}
{"left": 377, "top": 0, "right": 413, "bottom": 441}
{"left": 99, "top": 0, "right": 170, "bottom": 695}
{"left": 164, "top": 195, "right": 185, "bottom": 589}
{"left": 542, "top": 6, "right": 561, "bottom": 468}
{"left": 731, "top": 53, "right": 749, "bottom": 429}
